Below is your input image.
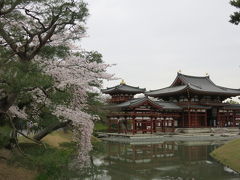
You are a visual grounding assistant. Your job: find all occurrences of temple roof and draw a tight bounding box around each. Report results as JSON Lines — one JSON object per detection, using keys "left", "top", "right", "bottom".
{"left": 155, "top": 101, "right": 183, "bottom": 110}
{"left": 101, "top": 83, "right": 146, "bottom": 94}
{"left": 109, "top": 97, "right": 182, "bottom": 110}
{"left": 145, "top": 85, "right": 188, "bottom": 96}
{"left": 145, "top": 73, "right": 240, "bottom": 97}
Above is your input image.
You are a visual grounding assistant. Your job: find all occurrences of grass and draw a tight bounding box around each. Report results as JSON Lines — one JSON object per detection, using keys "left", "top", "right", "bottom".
{"left": 210, "top": 138, "right": 240, "bottom": 173}
{"left": 12, "top": 142, "right": 76, "bottom": 180}
{"left": 41, "top": 130, "right": 72, "bottom": 147}
{"left": 1, "top": 130, "right": 75, "bottom": 180}
{"left": 0, "top": 126, "right": 11, "bottom": 148}
{"left": 2, "top": 129, "right": 102, "bottom": 180}
{"left": 18, "top": 130, "right": 72, "bottom": 147}
{"left": 94, "top": 122, "right": 108, "bottom": 132}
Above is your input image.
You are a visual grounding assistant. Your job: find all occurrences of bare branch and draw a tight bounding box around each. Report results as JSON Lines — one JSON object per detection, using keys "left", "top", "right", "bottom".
{"left": 29, "top": 24, "right": 57, "bottom": 59}
{"left": 0, "top": 22, "right": 18, "bottom": 53}
{"left": 24, "top": 9, "right": 46, "bottom": 31}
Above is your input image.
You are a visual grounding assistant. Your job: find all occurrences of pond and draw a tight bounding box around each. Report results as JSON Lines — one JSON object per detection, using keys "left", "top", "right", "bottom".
{"left": 82, "top": 141, "right": 239, "bottom": 180}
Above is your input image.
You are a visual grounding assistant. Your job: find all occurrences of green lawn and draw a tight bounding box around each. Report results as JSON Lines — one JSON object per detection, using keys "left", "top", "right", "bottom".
{"left": 18, "top": 130, "right": 73, "bottom": 148}
{"left": 94, "top": 122, "right": 108, "bottom": 132}
{"left": 41, "top": 130, "right": 72, "bottom": 147}
{"left": 210, "top": 138, "right": 240, "bottom": 172}
{"left": 3, "top": 129, "right": 101, "bottom": 180}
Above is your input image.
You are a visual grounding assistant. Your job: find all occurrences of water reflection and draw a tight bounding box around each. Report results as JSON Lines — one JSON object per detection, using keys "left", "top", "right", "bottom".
{"left": 84, "top": 141, "right": 239, "bottom": 180}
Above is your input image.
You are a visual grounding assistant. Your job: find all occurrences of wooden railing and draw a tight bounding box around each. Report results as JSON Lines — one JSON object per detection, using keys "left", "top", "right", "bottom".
{"left": 109, "top": 112, "right": 181, "bottom": 117}
{"left": 108, "top": 97, "right": 132, "bottom": 103}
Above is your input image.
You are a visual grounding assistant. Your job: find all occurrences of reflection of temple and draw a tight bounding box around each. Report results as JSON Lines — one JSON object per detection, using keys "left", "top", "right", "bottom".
{"left": 102, "top": 73, "right": 240, "bottom": 134}
{"left": 107, "top": 142, "right": 179, "bottom": 164}
{"left": 102, "top": 142, "right": 235, "bottom": 180}
{"left": 106, "top": 142, "right": 215, "bottom": 165}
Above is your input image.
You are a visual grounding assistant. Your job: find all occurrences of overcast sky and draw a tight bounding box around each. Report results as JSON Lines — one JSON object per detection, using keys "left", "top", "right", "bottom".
{"left": 81, "top": 0, "right": 240, "bottom": 91}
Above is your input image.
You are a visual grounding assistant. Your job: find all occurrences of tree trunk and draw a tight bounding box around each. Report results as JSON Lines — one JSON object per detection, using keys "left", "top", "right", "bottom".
{"left": 33, "top": 120, "right": 71, "bottom": 141}
{"left": 0, "top": 93, "right": 17, "bottom": 113}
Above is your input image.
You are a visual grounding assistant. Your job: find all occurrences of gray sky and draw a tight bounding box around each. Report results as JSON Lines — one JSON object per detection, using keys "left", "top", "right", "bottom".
{"left": 82, "top": 0, "right": 240, "bottom": 91}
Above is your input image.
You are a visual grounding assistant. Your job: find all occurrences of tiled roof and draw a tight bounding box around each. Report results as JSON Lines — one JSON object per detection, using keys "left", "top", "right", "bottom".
{"left": 145, "top": 85, "right": 187, "bottom": 96}
{"left": 155, "top": 101, "right": 182, "bottom": 110}
{"left": 101, "top": 84, "right": 146, "bottom": 94}
{"left": 109, "top": 97, "right": 182, "bottom": 110}
{"left": 145, "top": 73, "right": 240, "bottom": 97}
{"left": 178, "top": 74, "right": 240, "bottom": 94}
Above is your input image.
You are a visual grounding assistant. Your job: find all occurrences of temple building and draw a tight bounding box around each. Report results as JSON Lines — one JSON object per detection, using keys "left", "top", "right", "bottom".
{"left": 102, "top": 73, "right": 240, "bottom": 134}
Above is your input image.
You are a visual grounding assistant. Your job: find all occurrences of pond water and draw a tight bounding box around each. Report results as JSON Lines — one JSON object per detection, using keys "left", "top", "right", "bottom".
{"left": 82, "top": 141, "right": 239, "bottom": 180}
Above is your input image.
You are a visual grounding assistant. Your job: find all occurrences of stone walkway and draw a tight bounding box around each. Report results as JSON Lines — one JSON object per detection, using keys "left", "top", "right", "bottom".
{"left": 99, "top": 132, "right": 240, "bottom": 143}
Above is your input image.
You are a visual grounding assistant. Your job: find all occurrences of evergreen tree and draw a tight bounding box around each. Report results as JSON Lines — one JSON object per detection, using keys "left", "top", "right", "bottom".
{"left": 230, "top": 0, "right": 240, "bottom": 25}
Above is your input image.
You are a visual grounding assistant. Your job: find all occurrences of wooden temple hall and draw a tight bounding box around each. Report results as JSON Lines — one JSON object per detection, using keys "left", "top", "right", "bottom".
{"left": 101, "top": 73, "right": 240, "bottom": 134}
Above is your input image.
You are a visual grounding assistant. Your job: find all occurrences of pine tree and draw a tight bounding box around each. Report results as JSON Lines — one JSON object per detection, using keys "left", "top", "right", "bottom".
{"left": 230, "top": 0, "right": 240, "bottom": 25}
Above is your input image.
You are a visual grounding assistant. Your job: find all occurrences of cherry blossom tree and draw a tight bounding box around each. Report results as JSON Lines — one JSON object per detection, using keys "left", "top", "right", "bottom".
{"left": 36, "top": 52, "right": 113, "bottom": 166}
{"left": 0, "top": 0, "right": 89, "bottom": 113}
{"left": 0, "top": 0, "right": 113, "bottom": 167}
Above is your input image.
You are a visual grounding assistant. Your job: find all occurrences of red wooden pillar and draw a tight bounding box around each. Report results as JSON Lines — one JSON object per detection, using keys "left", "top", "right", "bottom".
{"left": 194, "top": 111, "right": 197, "bottom": 127}
{"left": 162, "top": 118, "right": 165, "bottom": 132}
{"left": 219, "top": 114, "right": 223, "bottom": 127}
{"left": 218, "top": 113, "right": 221, "bottom": 127}
{"left": 182, "top": 112, "right": 185, "bottom": 127}
{"left": 204, "top": 111, "right": 207, "bottom": 127}
{"left": 226, "top": 111, "right": 229, "bottom": 127}
{"left": 164, "top": 117, "right": 166, "bottom": 132}
{"left": 155, "top": 119, "right": 157, "bottom": 133}
{"left": 221, "top": 113, "right": 223, "bottom": 127}
{"left": 188, "top": 110, "right": 191, "bottom": 128}
{"left": 124, "top": 117, "right": 127, "bottom": 134}
{"left": 156, "top": 119, "right": 158, "bottom": 132}
{"left": 151, "top": 118, "right": 153, "bottom": 134}
{"left": 233, "top": 111, "right": 236, "bottom": 127}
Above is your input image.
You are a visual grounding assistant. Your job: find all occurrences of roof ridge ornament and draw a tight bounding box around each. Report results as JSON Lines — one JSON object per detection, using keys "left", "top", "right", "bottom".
{"left": 120, "top": 79, "right": 126, "bottom": 85}
{"left": 178, "top": 70, "right": 182, "bottom": 74}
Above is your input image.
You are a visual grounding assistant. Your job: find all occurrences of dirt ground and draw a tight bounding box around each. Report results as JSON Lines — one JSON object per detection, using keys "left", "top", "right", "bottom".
{"left": 0, "top": 149, "right": 36, "bottom": 180}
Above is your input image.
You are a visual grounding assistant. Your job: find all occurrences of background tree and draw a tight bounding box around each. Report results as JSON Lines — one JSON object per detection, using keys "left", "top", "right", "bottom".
{"left": 230, "top": 0, "right": 240, "bottom": 24}
{"left": 225, "top": 99, "right": 240, "bottom": 104}
{"left": 229, "top": 0, "right": 240, "bottom": 105}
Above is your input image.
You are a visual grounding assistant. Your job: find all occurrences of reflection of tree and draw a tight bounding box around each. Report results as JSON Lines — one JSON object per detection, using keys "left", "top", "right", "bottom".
{"left": 68, "top": 155, "right": 106, "bottom": 180}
